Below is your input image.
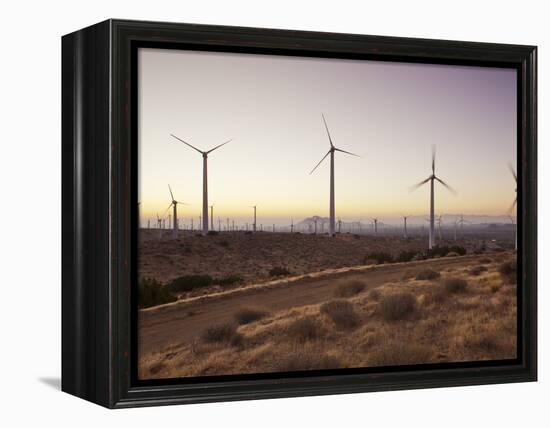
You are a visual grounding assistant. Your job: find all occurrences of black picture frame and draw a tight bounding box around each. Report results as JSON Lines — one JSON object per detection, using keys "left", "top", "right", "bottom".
{"left": 62, "top": 19, "right": 537, "bottom": 408}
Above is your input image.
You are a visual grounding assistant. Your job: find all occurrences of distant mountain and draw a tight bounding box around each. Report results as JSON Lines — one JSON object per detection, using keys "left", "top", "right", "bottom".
{"left": 294, "top": 214, "right": 513, "bottom": 229}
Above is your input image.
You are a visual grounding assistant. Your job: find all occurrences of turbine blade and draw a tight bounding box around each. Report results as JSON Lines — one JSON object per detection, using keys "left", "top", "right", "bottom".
{"left": 164, "top": 203, "right": 173, "bottom": 215}
{"left": 321, "top": 114, "right": 334, "bottom": 147}
{"left": 507, "top": 197, "right": 517, "bottom": 214}
{"left": 435, "top": 177, "right": 457, "bottom": 195}
{"left": 432, "top": 145, "right": 436, "bottom": 174}
{"left": 168, "top": 184, "right": 174, "bottom": 201}
{"left": 170, "top": 134, "right": 204, "bottom": 154}
{"left": 309, "top": 150, "right": 331, "bottom": 175}
{"left": 409, "top": 177, "right": 431, "bottom": 192}
{"left": 206, "top": 139, "right": 232, "bottom": 154}
{"left": 334, "top": 147, "right": 360, "bottom": 157}
{"left": 508, "top": 162, "right": 517, "bottom": 182}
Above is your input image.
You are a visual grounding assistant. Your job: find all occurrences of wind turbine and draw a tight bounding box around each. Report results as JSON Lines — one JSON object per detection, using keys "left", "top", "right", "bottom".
{"left": 310, "top": 114, "right": 359, "bottom": 237}
{"left": 508, "top": 215, "right": 517, "bottom": 250}
{"left": 410, "top": 146, "right": 457, "bottom": 249}
{"left": 290, "top": 218, "right": 294, "bottom": 233}
{"left": 371, "top": 218, "right": 380, "bottom": 234}
{"left": 171, "top": 134, "right": 232, "bottom": 235}
{"left": 156, "top": 214, "right": 163, "bottom": 239}
{"left": 210, "top": 205, "right": 214, "bottom": 231}
{"left": 165, "top": 184, "right": 188, "bottom": 239}
{"left": 402, "top": 215, "right": 410, "bottom": 239}
{"left": 249, "top": 205, "right": 257, "bottom": 233}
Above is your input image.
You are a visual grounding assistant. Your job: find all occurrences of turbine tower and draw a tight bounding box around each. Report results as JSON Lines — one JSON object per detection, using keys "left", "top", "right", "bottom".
{"left": 371, "top": 218, "right": 380, "bottom": 234}
{"left": 309, "top": 114, "right": 359, "bottom": 237}
{"left": 250, "top": 205, "right": 257, "bottom": 233}
{"left": 171, "top": 134, "right": 232, "bottom": 235}
{"left": 165, "top": 184, "right": 188, "bottom": 239}
{"left": 410, "top": 146, "right": 456, "bottom": 249}
{"left": 402, "top": 215, "right": 410, "bottom": 238}
{"left": 210, "top": 205, "right": 214, "bottom": 231}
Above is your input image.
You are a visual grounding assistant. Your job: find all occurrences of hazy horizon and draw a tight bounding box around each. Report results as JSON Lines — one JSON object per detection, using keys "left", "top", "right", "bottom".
{"left": 138, "top": 48, "right": 517, "bottom": 227}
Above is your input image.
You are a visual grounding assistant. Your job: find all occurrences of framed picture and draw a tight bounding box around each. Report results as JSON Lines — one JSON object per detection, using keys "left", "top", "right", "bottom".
{"left": 62, "top": 19, "right": 537, "bottom": 408}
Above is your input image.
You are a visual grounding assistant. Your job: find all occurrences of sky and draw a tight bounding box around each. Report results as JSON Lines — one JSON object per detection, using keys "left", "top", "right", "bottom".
{"left": 138, "top": 48, "right": 517, "bottom": 227}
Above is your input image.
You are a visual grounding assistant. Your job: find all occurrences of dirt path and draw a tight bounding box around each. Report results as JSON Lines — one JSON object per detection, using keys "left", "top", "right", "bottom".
{"left": 138, "top": 255, "right": 484, "bottom": 355}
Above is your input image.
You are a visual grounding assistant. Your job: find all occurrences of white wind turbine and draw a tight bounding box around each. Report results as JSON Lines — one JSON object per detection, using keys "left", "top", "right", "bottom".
{"left": 402, "top": 215, "right": 410, "bottom": 239}
{"left": 171, "top": 134, "right": 232, "bottom": 235}
{"left": 249, "top": 205, "right": 257, "bottom": 233}
{"left": 310, "top": 114, "right": 359, "bottom": 237}
{"left": 411, "top": 146, "right": 457, "bottom": 249}
{"left": 165, "top": 184, "right": 188, "bottom": 239}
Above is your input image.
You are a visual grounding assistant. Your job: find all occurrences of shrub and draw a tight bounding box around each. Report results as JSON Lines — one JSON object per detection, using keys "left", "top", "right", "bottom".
{"left": 275, "top": 351, "right": 341, "bottom": 372}
{"left": 215, "top": 275, "right": 243, "bottom": 286}
{"left": 443, "top": 278, "right": 468, "bottom": 293}
{"left": 446, "top": 251, "right": 459, "bottom": 257}
{"left": 423, "top": 287, "right": 447, "bottom": 305}
{"left": 415, "top": 269, "right": 441, "bottom": 281}
{"left": 269, "top": 266, "right": 291, "bottom": 277}
{"left": 499, "top": 260, "right": 517, "bottom": 283}
{"left": 286, "top": 317, "right": 323, "bottom": 342}
{"left": 470, "top": 265, "right": 488, "bottom": 276}
{"left": 200, "top": 322, "right": 242, "bottom": 346}
{"left": 166, "top": 274, "right": 213, "bottom": 293}
{"left": 449, "top": 245, "right": 467, "bottom": 256}
{"left": 479, "top": 257, "right": 493, "bottom": 264}
{"left": 207, "top": 230, "right": 219, "bottom": 236}
{"left": 334, "top": 280, "right": 366, "bottom": 297}
{"left": 427, "top": 245, "right": 466, "bottom": 258}
{"left": 364, "top": 251, "right": 393, "bottom": 264}
{"left": 320, "top": 300, "right": 361, "bottom": 329}
{"left": 369, "top": 289, "right": 381, "bottom": 301}
{"left": 234, "top": 308, "right": 269, "bottom": 325}
{"left": 380, "top": 293, "right": 417, "bottom": 321}
{"left": 396, "top": 250, "right": 418, "bottom": 262}
{"left": 218, "top": 240, "right": 230, "bottom": 248}
{"left": 138, "top": 277, "right": 177, "bottom": 309}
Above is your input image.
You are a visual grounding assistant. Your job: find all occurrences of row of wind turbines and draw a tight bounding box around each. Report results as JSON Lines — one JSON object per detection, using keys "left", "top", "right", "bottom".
{"left": 152, "top": 115, "right": 517, "bottom": 250}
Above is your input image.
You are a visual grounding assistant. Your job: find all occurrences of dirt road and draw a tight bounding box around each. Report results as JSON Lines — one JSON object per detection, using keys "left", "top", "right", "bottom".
{"left": 138, "top": 255, "right": 485, "bottom": 355}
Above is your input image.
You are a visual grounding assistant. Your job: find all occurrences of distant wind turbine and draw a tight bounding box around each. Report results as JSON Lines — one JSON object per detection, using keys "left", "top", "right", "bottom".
{"left": 310, "top": 114, "right": 360, "bottom": 237}
{"left": 402, "top": 215, "right": 410, "bottom": 239}
{"left": 410, "top": 146, "right": 457, "bottom": 249}
{"left": 171, "top": 134, "right": 232, "bottom": 235}
{"left": 165, "top": 184, "right": 188, "bottom": 239}
{"left": 250, "top": 205, "right": 257, "bottom": 233}
{"left": 508, "top": 162, "right": 517, "bottom": 251}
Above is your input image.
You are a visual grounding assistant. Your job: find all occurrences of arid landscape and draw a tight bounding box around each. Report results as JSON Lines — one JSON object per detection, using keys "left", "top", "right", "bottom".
{"left": 136, "top": 49, "right": 518, "bottom": 380}
{"left": 138, "top": 231, "right": 517, "bottom": 379}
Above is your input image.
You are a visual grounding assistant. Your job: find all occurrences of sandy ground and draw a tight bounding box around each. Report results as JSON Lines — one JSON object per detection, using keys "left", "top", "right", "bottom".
{"left": 138, "top": 229, "right": 492, "bottom": 285}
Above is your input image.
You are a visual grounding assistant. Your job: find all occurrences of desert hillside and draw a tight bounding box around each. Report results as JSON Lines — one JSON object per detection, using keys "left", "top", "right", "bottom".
{"left": 139, "top": 252, "right": 517, "bottom": 379}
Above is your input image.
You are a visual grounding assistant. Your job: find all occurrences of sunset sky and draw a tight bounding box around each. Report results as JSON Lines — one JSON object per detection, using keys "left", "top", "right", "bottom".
{"left": 138, "top": 48, "right": 517, "bottom": 227}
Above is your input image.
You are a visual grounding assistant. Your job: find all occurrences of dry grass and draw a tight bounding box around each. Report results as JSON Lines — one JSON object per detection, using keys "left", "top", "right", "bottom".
{"left": 379, "top": 293, "right": 417, "bottom": 321}
{"left": 234, "top": 308, "right": 269, "bottom": 325}
{"left": 415, "top": 269, "right": 441, "bottom": 281}
{"left": 334, "top": 280, "right": 366, "bottom": 298}
{"left": 469, "top": 265, "right": 488, "bottom": 276}
{"left": 138, "top": 252, "right": 517, "bottom": 379}
{"left": 320, "top": 300, "right": 361, "bottom": 329}
{"left": 285, "top": 316, "right": 324, "bottom": 342}
{"left": 200, "top": 322, "right": 243, "bottom": 346}
{"left": 443, "top": 278, "right": 468, "bottom": 294}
